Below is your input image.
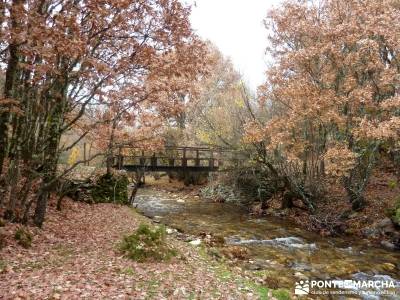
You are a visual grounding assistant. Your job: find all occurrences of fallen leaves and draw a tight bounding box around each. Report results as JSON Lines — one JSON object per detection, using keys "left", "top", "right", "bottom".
{"left": 0, "top": 198, "right": 259, "bottom": 299}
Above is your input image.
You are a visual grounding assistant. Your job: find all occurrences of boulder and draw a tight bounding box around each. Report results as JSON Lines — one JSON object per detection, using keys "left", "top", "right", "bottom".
{"left": 375, "top": 218, "right": 393, "bottom": 229}
{"left": 294, "top": 272, "right": 308, "bottom": 280}
{"left": 245, "top": 262, "right": 264, "bottom": 271}
{"left": 189, "top": 239, "right": 202, "bottom": 246}
{"left": 363, "top": 217, "right": 398, "bottom": 239}
{"left": 381, "top": 240, "right": 396, "bottom": 251}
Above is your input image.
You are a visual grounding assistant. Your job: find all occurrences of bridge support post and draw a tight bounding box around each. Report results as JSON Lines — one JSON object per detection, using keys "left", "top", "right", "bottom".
{"left": 107, "top": 156, "right": 115, "bottom": 171}
{"left": 151, "top": 153, "right": 157, "bottom": 168}
{"left": 209, "top": 151, "right": 214, "bottom": 169}
{"left": 182, "top": 147, "right": 187, "bottom": 168}
{"left": 117, "top": 146, "right": 123, "bottom": 169}
{"left": 139, "top": 150, "right": 145, "bottom": 167}
{"left": 195, "top": 149, "right": 200, "bottom": 167}
{"left": 168, "top": 158, "right": 175, "bottom": 167}
{"left": 117, "top": 156, "right": 124, "bottom": 169}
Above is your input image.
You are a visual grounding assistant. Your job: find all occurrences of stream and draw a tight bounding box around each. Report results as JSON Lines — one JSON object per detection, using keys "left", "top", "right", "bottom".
{"left": 134, "top": 187, "right": 400, "bottom": 299}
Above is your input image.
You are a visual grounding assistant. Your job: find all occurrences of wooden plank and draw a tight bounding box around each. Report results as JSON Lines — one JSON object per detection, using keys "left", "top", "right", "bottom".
{"left": 112, "top": 145, "right": 243, "bottom": 173}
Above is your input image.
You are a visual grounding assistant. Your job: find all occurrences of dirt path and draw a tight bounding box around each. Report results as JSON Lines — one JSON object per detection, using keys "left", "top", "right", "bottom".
{"left": 0, "top": 198, "right": 287, "bottom": 299}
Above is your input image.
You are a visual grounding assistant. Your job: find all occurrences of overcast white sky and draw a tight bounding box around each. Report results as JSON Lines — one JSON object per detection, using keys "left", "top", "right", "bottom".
{"left": 190, "top": 0, "right": 282, "bottom": 91}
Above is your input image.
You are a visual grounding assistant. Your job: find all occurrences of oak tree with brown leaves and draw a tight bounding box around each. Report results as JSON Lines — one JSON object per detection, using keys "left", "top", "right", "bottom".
{"left": 0, "top": 0, "right": 208, "bottom": 226}
{"left": 246, "top": 0, "right": 400, "bottom": 211}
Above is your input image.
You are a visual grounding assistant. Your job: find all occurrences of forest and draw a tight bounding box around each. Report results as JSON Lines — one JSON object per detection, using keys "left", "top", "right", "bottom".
{"left": 0, "top": 0, "right": 399, "bottom": 299}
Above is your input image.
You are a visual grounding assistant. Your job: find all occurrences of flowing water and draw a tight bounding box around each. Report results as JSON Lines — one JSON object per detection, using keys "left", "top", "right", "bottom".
{"left": 135, "top": 187, "right": 400, "bottom": 299}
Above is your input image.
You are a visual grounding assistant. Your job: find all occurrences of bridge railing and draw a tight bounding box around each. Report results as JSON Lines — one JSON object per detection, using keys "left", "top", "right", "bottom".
{"left": 112, "top": 145, "right": 242, "bottom": 171}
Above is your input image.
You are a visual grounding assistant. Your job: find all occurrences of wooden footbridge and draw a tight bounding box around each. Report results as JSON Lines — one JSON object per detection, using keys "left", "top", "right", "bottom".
{"left": 112, "top": 145, "right": 242, "bottom": 173}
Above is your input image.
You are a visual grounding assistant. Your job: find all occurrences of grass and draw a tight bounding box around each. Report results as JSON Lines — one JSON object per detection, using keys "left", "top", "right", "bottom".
{"left": 14, "top": 227, "right": 32, "bottom": 249}
{"left": 53, "top": 244, "right": 75, "bottom": 258}
{"left": 197, "top": 245, "right": 292, "bottom": 299}
{"left": 119, "top": 267, "right": 135, "bottom": 275}
{"left": 0, "top": 259, "right": 7, "bottom": 273}
{"left": 128, "top": 202, "right": 292, "bottom": 299}
{"left": 256, "top": 286, "right": 269, "bottom": 300}
{"left": 21, "top": 260, "right": 48, "bottom": 270}
{"left": 387, "top": 179, "right": 398, "bottom": 190}
{"left": 135, "top": 277, "right": 161, "bottom": 299}
{"left": 119, "top": 223, "right": 177, "bottom": 262}
{"left": 272, "top": 289, "right": 291, "bottom": 300}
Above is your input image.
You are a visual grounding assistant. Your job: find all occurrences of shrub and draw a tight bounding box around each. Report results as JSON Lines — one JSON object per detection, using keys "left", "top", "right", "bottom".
{"left": 119, "top": 224, "right": 177, "bottom": 262}
{"left": 388, "top": 179, "right": 398, "bottom": 190}
{"left": 394, "top": 209, "right": 400, "bottom": 226}
{"left": 262, "top": 276, "right": 280, "bottom": 289}
{"left": 91, "top": 173, "right": 129, "bottom": 204}
{"left": 395, "top": 198, "right": 400, "bottom": 210}
{"left": 387, "top": 197, "right": 400, "bottom": 226}
{"left": 14, "top": 227, "right": 32, "bottom": 249}
{"left": 221, "top": 246, "right": 249, "bottom": 260}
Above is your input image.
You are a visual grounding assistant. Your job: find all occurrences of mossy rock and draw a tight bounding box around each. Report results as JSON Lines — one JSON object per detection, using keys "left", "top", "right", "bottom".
{"left": 119, "top": 224, "right": 177, "bottom": 262}
{"left": 15, "top": 227, "right": 32, "bottom": 249}
{"left": 91, "top": 173, "right": 129, "bottom": 205}
{"left": 388, "top": 198, "right": 400, "bottom": 226}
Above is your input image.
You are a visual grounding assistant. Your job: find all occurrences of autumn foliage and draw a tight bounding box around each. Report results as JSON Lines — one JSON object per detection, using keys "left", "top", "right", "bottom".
{"left": 245, "top": 0, "right": 400, "bottom": 211}
{"left": 0, "top": 0, "right": 208, "bottom": 226}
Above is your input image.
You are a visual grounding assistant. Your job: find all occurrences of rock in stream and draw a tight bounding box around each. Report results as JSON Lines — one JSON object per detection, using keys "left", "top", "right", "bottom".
{"left": 225, "top": 236, "right": 317, "bottom": 251}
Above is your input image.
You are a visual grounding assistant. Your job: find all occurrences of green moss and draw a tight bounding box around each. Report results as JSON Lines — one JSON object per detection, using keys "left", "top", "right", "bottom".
{"left": 394, "top": 208, "right": 400, "bottom": 226}
{"left": 257, "top": 286, "right": 269, "bottom": 300}
{"left": 218, "top": 269, "right": 233, "bottom": 282}
{"left": 14, "top": 227, "right": 32, "bottom": 249}
{"left": 388, "top": 179, "right": 398, "bottom": 189}
{"left": 91, "top": 173, "right": 129, "bottom": 204}
{"left": 119, "top": 224, "right": 177, "bottom": 262}
{"left": 188, "top": 293, "right": 196, "bottom": 300}
{"left": 272, "top": 289, "right": 292, "bottom": 300}
{"left": 395, "top": 198, "right": 400, "bottom": 210}
{"left": 387, "top": 197, "right": 400, "bottom": 226}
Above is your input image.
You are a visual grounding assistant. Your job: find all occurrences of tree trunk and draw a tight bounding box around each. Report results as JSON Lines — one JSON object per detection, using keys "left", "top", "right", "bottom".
{"left": 106, "top": 119, "right": 118, "bottom": 174}
{"left": 34, "top": 189, "right": 49, "bottom": 227}
{"left": 3, "top": 154, "right": 20, "bottom": 221}
{"left": 0, "top": 116, "right": 8, "bottom": 176}
{"left": 0, "top": 0, "right": 24, "bottom": 175}
{"left": 33, "top": 95, "right": 64, "bottom": 226}
{"left": 281, "top": 191, "right": 294, "bottom": 209}
{"left": 344, "top": 180, "right": 365, "bottom": 211}
{"left": 129, "top": 184, "right": 138, "bottom": 204}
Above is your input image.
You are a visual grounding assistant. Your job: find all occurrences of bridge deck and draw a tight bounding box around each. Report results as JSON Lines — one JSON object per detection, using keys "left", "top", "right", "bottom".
{"left": 119, "top": 165, "right": 219, "bottom": 172}
{"left": 112, "top": 145, "right": 240, "bottom": 172}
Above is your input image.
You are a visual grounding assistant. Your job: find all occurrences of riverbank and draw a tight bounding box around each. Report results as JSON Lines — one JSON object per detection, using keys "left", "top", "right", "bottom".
{"left": 192, "top": 167, "right": 400, "bottom": 251}
{"left": 262, "top": 166, "right": 400, "bottom": 250}
{"left": 0, "top": 196, "right": 290, "bottom": 299}
{"left": 132, "top": 180, "right": 400, "bottom": 298}
{"left": 139, "top": 174, "right": 400, "bottom": 252}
